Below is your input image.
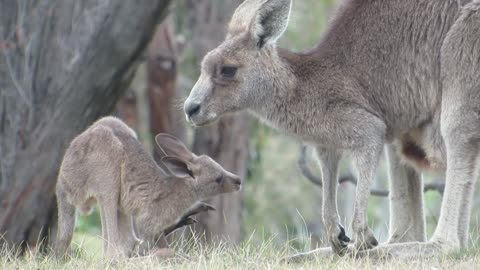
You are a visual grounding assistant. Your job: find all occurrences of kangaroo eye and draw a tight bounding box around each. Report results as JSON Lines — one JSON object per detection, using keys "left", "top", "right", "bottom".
{"left": 219, "top": 66, "right": 237, "bottom": 78}
{"left": 215, "top": 176, "right": 223, "bottom": 183}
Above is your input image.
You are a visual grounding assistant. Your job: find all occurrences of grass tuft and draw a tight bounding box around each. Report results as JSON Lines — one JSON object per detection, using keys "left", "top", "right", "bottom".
{"left": 2, "top": 233, "right": 480, "bottom": 269}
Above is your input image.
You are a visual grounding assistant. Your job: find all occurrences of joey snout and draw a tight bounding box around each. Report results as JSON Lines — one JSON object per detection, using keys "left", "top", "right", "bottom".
{"left": 220, "top": 174, "right": 242, "bottom": 193}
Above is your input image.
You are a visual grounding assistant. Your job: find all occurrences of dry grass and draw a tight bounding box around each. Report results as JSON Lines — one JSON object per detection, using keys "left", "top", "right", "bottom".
{"left": 2, "top": 233, "right": 480, "bottom": 270}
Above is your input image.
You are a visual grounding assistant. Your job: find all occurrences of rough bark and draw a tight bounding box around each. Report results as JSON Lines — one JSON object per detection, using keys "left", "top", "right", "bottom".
{"left": 185, "top": 0, "right": 249, "bottom": 245}
{"left": 0, "top": 0, "right": 171, "bottom": 251}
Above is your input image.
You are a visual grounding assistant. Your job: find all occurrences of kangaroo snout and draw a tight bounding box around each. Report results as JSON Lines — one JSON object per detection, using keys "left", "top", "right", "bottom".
{"left": 184, "top": 76, "right": 223, "bottom": 126}
{"left": 233, "top": 177, "right": 242, "bottom": 186}
{"left": 185, "top": 102, "right": 201, "bottom": 119}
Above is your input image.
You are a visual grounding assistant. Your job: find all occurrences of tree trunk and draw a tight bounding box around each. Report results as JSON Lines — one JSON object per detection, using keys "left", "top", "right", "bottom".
{"left": 191, "top": 116, "right": 249, "bottom": 244}
{"left": 116, "top": 89, "right": 139, "bottom": 131}
{"left": 0, "top": 0, "right": 171, "bottom": 251}
{"left": 116, "top": 18, "right": 184, "bottom": 250}
{"left": 147, "top": 18, "right": 186, "bottom": 158}
{"left": 148, "top": 19, "right": 178, "bottom": 137}
{"left": 148, "top": 17, "right": 185, "bottom": 248}
{"left": 185, "top": 0, "right": 249, "bottom": 245}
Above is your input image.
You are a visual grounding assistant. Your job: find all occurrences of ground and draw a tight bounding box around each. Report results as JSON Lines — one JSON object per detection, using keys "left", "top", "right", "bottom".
{"left": 2, "top": 233, "right": 480, "bottom": 270}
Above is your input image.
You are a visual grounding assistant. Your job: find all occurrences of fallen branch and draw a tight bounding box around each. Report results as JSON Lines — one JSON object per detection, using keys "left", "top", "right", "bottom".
{"left": 298, "top": 145, "right": 445, "bottom": 197}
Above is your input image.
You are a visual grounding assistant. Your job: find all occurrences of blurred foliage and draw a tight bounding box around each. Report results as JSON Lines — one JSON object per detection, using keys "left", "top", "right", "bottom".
{"left": 279, "top": 0, "right": 337, "bottom": 51}
{"left": 75, "top": 207, "right": 101, "bottom": 235}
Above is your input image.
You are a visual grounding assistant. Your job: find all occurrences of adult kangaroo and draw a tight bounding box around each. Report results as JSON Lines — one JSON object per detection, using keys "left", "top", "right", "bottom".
{"left": 184, "top": 0, "right": 480, "bottom": 257}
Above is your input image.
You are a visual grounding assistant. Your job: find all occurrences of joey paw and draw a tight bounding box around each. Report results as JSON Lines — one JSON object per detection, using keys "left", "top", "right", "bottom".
{"left": 198, "top": 202, "right": 216, "bottom": 212}
{"left": 184, "top": 217, "right": 197, "bottom": 225}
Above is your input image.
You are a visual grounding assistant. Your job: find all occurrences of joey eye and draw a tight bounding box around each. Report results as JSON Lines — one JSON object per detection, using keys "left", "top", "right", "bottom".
{"left": 219, "top": 66, "right": 237, "bottom": 78}
{"left": 215, "top": 176, "right": 223, "bottom": 184}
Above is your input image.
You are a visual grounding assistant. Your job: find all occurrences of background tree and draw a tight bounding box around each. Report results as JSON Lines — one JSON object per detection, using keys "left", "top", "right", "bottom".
{"left": 147, "top": 18, "right": 185, "bottom": 144}
{"left": 117, "top": 17, "right": 185, "bottom": 248}
{"left": 180, "top": 0, "right": 249, "bottom": 245}
{"left": 0, "top": 0, "right": 171, "bottom": 251}
{"left": 117, "top": 18, "right": 184, "bottom": 160}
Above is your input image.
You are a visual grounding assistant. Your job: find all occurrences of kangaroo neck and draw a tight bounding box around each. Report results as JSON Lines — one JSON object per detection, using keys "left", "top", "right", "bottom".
{"left": 248, "top": 47, "right": 297, "bottom": 122}
{"left": 248, "top": 46, "right": 330, "bottom": 128}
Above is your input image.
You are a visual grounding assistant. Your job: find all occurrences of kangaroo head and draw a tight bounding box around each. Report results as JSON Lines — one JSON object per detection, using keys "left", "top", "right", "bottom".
{"left": 155, "top": 134, "right": 242, "bottom": 198}
{"left": 184, "top": 0, "right": 292, "bottom": 126}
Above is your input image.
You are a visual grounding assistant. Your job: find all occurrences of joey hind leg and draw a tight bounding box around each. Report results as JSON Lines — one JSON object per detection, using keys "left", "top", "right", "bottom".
{"left": 385, "top": 143, "right": 426, "bottom": 243}
{"left": 117, "top": 212, "right": 140, "bottom": 257}
{"left": 99, "top": 205, "right": 108, "bottom": 253}
{"left": 54, "top": 189, "right": 76, "bottom": 258}
{"left": 98, "top": 193, "right": 124, "bottom": 258}
{"left": 314, "top": 147, "right": 350, "bottom": 254}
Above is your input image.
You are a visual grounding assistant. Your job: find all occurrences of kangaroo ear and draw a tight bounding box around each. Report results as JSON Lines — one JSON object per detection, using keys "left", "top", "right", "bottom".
{"left": 161, "top": 156, "right": 193, "bottom": 179}
{"left": 228, "top": 0, "right": 292, "bottom": 48}
{"left": 155, "top": 133, "right": 195, "bottom": 161}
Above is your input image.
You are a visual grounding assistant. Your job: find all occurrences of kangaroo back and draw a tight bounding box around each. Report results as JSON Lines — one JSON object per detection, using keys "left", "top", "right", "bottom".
{"left": 55, "top": 117, "right": 130, "bottom": 257}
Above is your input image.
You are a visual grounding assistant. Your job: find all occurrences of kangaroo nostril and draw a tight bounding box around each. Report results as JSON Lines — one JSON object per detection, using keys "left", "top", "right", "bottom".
{"left": 186, "top": 103, "right": 201, "bottom": 118}
{"left": 233, "top": 178, "right": 241, "bottom": 185}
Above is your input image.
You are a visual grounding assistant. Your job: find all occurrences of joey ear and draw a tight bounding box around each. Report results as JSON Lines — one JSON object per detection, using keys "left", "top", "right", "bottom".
{"left": 161, "top": 156, "right": 193, "bottom": 179}
{"left": 155, "top": 133, "right": 195, "bottom": 161}
{"left": 228, "top": 0, "right": 291, "bottom": 48}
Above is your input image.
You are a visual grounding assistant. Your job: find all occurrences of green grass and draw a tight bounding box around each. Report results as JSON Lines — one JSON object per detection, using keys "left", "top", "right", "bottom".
{"left": 2, "top": 233, "right": 480, "bottom": 270}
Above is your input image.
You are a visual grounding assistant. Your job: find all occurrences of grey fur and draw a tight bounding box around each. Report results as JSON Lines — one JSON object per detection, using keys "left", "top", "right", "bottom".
{"left": 184, "top": 0, "right": 480, "bottom": 257}
{"left": 54, "top": 116, "right": 241, "bottom": 258}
